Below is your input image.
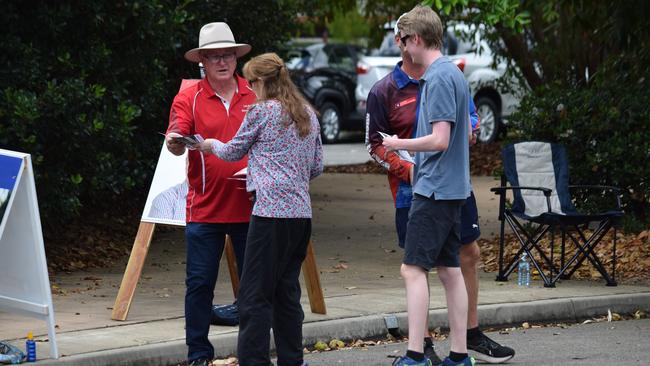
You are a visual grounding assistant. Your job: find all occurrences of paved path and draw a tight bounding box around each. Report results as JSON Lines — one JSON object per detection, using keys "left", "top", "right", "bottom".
{"left": 323, "top": 141, "right": 371, "bottom": 166}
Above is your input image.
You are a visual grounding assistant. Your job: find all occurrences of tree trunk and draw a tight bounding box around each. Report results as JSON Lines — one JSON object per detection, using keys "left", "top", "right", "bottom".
{"left": 496, "top": 25, "right": 544, "bottom": 90}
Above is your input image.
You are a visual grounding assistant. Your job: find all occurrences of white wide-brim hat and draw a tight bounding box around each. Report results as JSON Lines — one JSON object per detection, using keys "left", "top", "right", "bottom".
{"left": 184, "top": 22, "right": 252, "bottom": 63}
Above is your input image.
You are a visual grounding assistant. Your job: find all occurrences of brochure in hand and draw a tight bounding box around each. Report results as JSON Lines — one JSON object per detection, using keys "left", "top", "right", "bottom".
{"left": 160, "top": 133, "right": 204, "bottom": 149}
{"left": 377, "top": 131, "right": 415, "bottom": 164}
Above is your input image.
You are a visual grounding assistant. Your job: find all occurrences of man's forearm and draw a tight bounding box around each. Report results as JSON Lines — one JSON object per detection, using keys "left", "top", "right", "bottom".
{"left": 395, "top": 133, "right": 447, "bottom": 152}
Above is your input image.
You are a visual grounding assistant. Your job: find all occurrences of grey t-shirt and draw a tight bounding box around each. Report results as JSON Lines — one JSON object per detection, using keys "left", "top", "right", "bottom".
{"left": 413, "top": 56, "right": 471, "bottom": 200}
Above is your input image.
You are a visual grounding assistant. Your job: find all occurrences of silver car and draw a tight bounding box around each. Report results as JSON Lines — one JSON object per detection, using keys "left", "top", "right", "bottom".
{"left": 356, "top": 23, "right": 525, "bottom": 143}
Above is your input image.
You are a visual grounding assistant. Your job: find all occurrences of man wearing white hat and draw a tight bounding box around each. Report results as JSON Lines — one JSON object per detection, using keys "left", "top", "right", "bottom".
{"left": 165, "top": 22, "right": 256, "bottom": 366}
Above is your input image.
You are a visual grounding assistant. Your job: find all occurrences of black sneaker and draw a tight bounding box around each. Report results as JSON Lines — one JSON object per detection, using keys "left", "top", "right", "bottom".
{"left": 467, "top": 332, "right": 515, "bottom": 364}
{"left": 424, "top": 343, "right": 443, "bottom": 365}
{"left": 188, "top": 358, "right": 212, "bottom": 366}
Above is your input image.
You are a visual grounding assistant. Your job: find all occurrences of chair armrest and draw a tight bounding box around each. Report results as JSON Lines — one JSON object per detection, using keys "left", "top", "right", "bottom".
{"left": 568, "top": 185, "right": 622, "bottom": 210}
{"left": 490, "top": 186, "right": 553, "bottom": 197}
{"left": 491, "top": 186, "right": 553, "bottom": 213}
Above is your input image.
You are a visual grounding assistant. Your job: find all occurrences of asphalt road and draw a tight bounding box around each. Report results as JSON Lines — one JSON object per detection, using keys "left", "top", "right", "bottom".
{"left": 297, "top": 318, "right": 650, "bottom": 366}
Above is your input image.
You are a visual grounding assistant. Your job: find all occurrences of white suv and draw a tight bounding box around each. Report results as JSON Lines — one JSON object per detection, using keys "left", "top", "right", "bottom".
{"left": 356, "top": 23, "right": 524, "bottom": 143}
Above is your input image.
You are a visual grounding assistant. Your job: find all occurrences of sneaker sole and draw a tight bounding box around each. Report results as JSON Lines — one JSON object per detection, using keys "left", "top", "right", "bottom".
{"left": 467, "top": 350, "right": 514, "bottom": 364}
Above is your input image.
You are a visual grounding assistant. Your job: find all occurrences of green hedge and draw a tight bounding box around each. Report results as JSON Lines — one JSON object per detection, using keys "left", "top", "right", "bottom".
{"left": 509, "top": 51, "right": 650, "bottom": 230}
{"left": 0, "top": 1, "right": 300, "bottom": 235}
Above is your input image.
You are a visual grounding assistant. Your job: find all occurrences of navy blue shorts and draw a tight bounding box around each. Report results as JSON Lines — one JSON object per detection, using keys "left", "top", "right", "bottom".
{"left": 395, "top": 191, "right": 480, "bottom": 248}
{"left": 460, "top": 191, "right": 481, "bottom": 244}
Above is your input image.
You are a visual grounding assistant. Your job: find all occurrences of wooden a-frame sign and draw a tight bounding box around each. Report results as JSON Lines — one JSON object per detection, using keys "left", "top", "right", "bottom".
{"left": 111, "top": 79, "right": 326, "bottom": 321}
{"left": 111, "top": 222, "right": 327, "bottom": 321}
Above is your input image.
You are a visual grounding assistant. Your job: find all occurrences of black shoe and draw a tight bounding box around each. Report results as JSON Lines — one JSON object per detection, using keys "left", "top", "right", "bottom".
{"left": 424, "top": 343, "right": 443, "bottom": 365}
{"left": 210, "top": 303, "right": 239, "bottom": 326}
{"left": 188, "top": 357, "right": 212, "bottom": 366}
{"left": 467, "top": 332, "right": 515, "bottom": 364}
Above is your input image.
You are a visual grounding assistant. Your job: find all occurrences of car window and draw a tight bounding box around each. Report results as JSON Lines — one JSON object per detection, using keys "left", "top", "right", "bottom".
{"left": 287, "top": 49, "right": 312, "bottom": 70}
{"left": 443, "top": 31, "right": 459, "bottom": 55}
{"left": 456, "top": 36, "right": 477, "bottom": 54}
{"left": 311, "top": 47, "right": 329, "bottom": 69}
{"left": 377, "top": 31, "right": 401, "bottom": 57}
{"left": 324, "top": 45, "right": 355, "bottom": 71}
{"left": 446, "top": 24, "right": 480, "bottom": 55}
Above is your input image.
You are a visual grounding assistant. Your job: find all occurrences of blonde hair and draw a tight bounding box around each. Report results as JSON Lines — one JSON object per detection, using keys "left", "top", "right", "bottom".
{"left": 397, "top": 5, "right": 443, "bottom": 50}
{"left": 243, "top": 53, "right": 314, "bottom": 138}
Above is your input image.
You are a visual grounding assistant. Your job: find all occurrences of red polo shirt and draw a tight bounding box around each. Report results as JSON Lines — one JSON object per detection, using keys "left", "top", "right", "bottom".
{"left": 167, "top": 76, "right": 256, "bottom": 223}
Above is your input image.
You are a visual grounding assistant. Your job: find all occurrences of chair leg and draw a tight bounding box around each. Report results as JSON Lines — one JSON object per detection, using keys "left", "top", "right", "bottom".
{"left": 496, "top": 214, "right": 508, "bottom": 282}
{"left": 501, "top": 217, "right": 549, "bottom": 280}
{"left": 608, "top": 226, "right": 618, "bottom": 287}
{"left": 560, "top": 228, "right": 569, "bottom": 279}
{"left": 562, "top": 222, "right": 616, "bottom": 285}
{"left": 509, "top": 218, "right": 555, "bottom": 272}
{"left": 550, "top": 226, "right": 555, "bottom": 278}
{"left": 508, "top": 219, "right": 554, "bottom": 287}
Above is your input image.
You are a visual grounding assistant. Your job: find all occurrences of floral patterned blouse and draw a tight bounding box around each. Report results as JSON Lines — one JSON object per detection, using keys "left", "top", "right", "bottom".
{"left": 211, "top": 99, "right": 323, "bottom": 218}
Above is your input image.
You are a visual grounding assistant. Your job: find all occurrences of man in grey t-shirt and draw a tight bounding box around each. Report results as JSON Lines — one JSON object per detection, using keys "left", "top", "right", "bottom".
{"left": 412, "top": 57, "right": 470, "bottom": 200}
{"left": 383, "top": 5, "right": 473, "bottom": 366}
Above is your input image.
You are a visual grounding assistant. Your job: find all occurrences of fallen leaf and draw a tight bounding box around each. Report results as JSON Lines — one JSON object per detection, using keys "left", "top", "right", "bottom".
{"left": 607, "top": 309, "right": 613, "bottom": 322}
{"left": 212, "top": 357, "right": 238, "bottom": 365}
{"left": 314, "top": 341, "right": 328, "bottom": 351}
{"left": 329, "top": 339, "right": 345, "bottom": 349}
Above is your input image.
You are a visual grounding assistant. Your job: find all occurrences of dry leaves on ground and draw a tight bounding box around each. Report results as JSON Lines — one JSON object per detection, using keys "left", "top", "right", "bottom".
{"left": 470, "top": 142, "right": 502, "bottom": 176}
{"left": 478, "top": 229, "right": 650, "bottom": 283}
{"left": 45, "top": 204, "right": 151, "bottom": 275}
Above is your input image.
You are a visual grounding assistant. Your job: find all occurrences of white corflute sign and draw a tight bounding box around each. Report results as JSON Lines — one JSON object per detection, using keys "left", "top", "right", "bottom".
{"left": 140, "top": 79, "right": 202, "bottom": 227}
{"left": 140, "top": 143, "right": 188, "bottom": 226}
{"left": 0, "top": 149, "right": 58, "bottom": 359}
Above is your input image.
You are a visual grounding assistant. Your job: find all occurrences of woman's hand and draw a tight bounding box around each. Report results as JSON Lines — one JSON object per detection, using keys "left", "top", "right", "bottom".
{"left": 194, "top": 138, "right": 219, "bottom": 154}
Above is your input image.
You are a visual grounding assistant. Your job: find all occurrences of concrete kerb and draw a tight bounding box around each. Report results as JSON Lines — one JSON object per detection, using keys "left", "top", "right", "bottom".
{"left": 36, "top": 292, "right": 650, "bottom": 366}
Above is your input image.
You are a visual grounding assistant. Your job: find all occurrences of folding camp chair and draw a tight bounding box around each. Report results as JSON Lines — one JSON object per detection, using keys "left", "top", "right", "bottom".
{"left": 491, "top": 141, "right": 623, "bottom": 287}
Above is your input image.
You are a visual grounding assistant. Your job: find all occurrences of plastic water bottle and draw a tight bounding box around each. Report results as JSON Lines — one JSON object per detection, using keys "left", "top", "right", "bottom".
{"left": 26, "top": 332, "right": 36, "bottom": 362}
{"left": 517, "top": 253, "right": 530, "bottom": 287}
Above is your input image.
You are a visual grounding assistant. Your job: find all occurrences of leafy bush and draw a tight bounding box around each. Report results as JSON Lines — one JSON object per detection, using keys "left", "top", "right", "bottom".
{"left": 509, "top": 51, "right": 650, "bottom": 229}
{"left": 0, "top": 1, "right": 300, "bottom": 237}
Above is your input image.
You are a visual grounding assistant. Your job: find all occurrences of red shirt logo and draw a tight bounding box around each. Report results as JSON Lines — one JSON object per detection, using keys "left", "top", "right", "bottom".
{"left": 395, "top": 96, "right": 417, "bottom": 109}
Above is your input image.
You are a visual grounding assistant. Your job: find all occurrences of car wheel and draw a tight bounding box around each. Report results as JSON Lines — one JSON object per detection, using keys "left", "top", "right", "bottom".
{"left": 475, "top": 96, "right": 500, "bottom": 144}
{"left": 319, "top": 102, "right": 341, "bottom": 144}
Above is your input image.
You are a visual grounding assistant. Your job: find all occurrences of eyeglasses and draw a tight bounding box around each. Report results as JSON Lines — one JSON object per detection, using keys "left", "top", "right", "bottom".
{"left": 400, "top": 34, "right": 411, "bottom": 46}
{"left": 202, "top": 53, "right": 236, "bottom": 63}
